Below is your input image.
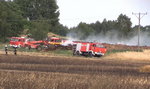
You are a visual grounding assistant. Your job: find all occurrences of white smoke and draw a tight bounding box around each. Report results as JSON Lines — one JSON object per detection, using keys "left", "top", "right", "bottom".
{"left": 61, "top": 34, "right": 78, "bottom": 46}
{"left": 67, "top": 30, "right": 150, "bottom": 46}
{"left": 61, "top": 39, "right": 74, "bottom": 46}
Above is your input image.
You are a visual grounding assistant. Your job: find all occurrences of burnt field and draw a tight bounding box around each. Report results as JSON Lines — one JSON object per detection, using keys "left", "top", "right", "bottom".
{"left": 0, "top": 54, "right": 150, "bottom": 89}
{"left": 102, "top": 43, "right": 150, "bottom": 51}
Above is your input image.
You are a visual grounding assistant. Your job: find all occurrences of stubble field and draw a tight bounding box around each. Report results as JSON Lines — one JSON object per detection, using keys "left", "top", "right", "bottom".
{"left": 0, "top": 51, "right": 150, "bottom": 89}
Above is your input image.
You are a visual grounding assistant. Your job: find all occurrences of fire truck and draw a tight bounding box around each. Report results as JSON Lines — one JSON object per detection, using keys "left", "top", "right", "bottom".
{"left": 9, "top": 36, "right": 67, "bottom": 50}
{"left": 73, "top": 42, "right": 107, "bottom": 57}
{"left": 24, "top": 38, "right": 43, "bottom": 50}
{"left": 9, "top": 37, "right": 43, "bottom": 50}
{"left": 9, "top": 37, "right": 26, "bottom": 48}
{"left": 47, "top": 37, "right": 63, "bottom": 45}
{"left": 44, "top": 37, "right": 69, "bottom": 49}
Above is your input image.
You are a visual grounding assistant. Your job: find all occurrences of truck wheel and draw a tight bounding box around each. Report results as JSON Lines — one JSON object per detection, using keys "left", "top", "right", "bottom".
{"left": 36, "top": 46, "right": 42, "bottom": 51}
{"left": 43, "top": 45, "right": 49, "bottom": 51}
{"left": 95, "top": 55, "right": 102, "bottom": 57}
{"left": 88, "top": 52, "right": 93, "bottom": 57}
{"left": 47, "top": 45, "right": 56, "bottom": 50}
{"left": 76, "top": 51, "right": 80, "bottom": 56}
{"left": 25, "top": 46, "right": 31, "bottom": 50}
{"left": 73, "top": 50, "right": 76, "bottom": 56}
{"left": 18, "top": 45, "right": 21, "bottom": 48}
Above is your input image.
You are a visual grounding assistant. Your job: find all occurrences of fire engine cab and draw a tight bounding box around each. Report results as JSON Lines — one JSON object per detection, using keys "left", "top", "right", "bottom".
{"left": 73, "top": 42, "right": 107, "bottom": 57}
{"left": 9, "top": 37, "right": 26, "bottom": 47}
{"left": 48, "top": 37, "right": 62, "bottom": 45}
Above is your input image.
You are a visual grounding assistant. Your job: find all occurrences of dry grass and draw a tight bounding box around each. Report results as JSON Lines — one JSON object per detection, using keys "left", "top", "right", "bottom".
{"left": 139, "top": 65, "right": 150, "bottom": 73}
{"left": 0, "top": 70, "right": 90, "bottom": 89}
{"left": 104, "top": 50, "right": 150, "bottom": 61}
{"left": 0, "top": 70, "right": 150, "bottom": 89}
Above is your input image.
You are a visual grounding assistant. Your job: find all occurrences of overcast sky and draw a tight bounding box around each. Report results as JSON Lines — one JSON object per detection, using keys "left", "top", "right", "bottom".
{"left": 57, "top": 0, "right": 150, "bottom": 28}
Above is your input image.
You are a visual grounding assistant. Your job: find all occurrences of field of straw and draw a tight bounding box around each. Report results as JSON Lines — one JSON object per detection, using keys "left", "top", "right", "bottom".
{"left": 0, "top": 49, "right": 150, "bottom": 89}
{"left": 104, "top": 50, "right": 150, "bottom": 61}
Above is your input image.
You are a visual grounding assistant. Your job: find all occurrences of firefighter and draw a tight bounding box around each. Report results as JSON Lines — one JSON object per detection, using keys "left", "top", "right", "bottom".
{"left": 5, "top": 45, "right": 8, "bottom": 55}
{"left": 13, "top": 46, "right": 17, "bottom": 55}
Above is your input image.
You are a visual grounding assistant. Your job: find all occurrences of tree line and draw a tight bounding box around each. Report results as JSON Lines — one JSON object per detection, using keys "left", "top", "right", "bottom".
{"left": 69, "top": 14, "right": 150, "bottom": 41}
{"left": 0, "top": 0, "right": 150, "bottom": 42}
{"left": 0, "top": 0, "right": 68, "bottom": 42}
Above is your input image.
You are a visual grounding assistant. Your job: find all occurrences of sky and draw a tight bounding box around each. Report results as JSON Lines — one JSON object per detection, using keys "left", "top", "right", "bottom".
{"left": 57, "top": 0, "right": 150, "bottom": 28}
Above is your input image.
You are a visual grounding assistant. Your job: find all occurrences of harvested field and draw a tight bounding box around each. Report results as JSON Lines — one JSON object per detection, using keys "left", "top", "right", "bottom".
{"left": 104, "top": 50, "right": 150, "bottom": 61}
{"left": 139, "top": 65, "right": 150, "bottom": 73}
{"left": 0, "top": 43, "right": 150, "bottom": 89}
{"left": 0, "top": 53, "right": 150, "bottom": 89}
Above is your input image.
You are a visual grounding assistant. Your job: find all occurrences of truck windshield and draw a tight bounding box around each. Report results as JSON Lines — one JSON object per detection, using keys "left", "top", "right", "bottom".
{"left": 27, "top": 38, "right": 35, "bottom": 41}
{"left": 96, "top": 44, "right": 105, "bottom": 48}
{"left": 51, "top": 39, "right": 61, "bottom": 42}
{"left": 11, "top": 38, "right": 19, "bottom": 41}
{"left": 55, "top": 39, "right": 61, "bottom": 42}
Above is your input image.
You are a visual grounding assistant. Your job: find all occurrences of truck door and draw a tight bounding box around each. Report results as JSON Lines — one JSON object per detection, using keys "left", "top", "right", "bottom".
{"left": 92, "top": 44, "right": 96, "bottom": 53}
{"left": 86, "top": 43, "right": 90, "bottom": 51}
{"left": 76, "top": 43, "right": 81, "bottom": 51}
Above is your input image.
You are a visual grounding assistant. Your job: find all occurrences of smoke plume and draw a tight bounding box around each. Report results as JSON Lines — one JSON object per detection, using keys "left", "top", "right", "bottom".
{"left": 67, "top": 30, "right": 150, "bottom": 46}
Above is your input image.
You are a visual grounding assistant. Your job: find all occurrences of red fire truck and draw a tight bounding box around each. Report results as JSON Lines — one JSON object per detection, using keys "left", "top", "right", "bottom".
{"left": 23, "top": 38, "right": 43, "bottom": 50}
{"left": 47, "top": 37, "right": 63, "bottom": 45}
{"left": 9, "top": 37, "right": 26, "bottom": 48}
{"left": 9, "top": 36, "right": 68, "bottom": 50}
{"left": 9, "top": 37, "right": 43, "bottom": 50}
{"left": 73, "top": 42, "right": 107, "bottom": 57}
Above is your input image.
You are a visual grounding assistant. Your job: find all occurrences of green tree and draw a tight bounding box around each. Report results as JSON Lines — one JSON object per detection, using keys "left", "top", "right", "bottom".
{"left": 14, "top": 0, "right": 59, "bottom": 27}
{"left": 76, "top": 22, "right": 95, "bottom": 40}
{"left": 90, "top": 21, "right": 102, "bottom": 34}
{"left": 0, "top": 1, "right": 25, "bottom": 42}
{"left": 52, "top": 24, "right": 68, "bottom": 36}
{"left": 14, "top": 0, "right": 61, "bottom": 37}
{"left": 29, "top": 21, "right": 50, "bottom": 40}
{"left": 116, "top": 14, "right": 132, "bottom": 37}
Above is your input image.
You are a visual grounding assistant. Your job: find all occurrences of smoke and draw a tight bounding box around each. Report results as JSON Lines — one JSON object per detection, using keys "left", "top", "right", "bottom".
{"left": 137, "top": 32, "right": 150, "bottom": 46}
{"left": 61, "top": 39, "right": 74, "bottom": 46}
{"left": 67, "top": 30, "right": 150, "bottom": 46}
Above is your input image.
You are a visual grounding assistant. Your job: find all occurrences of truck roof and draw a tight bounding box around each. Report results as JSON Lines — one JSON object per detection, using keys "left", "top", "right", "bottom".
{"left": 74, "top": 41, "right": 102, "bottom": 44}
{"left": 10, "top": 37, "right": 25, "bottom": 39}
